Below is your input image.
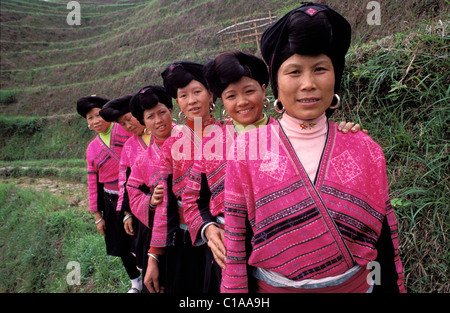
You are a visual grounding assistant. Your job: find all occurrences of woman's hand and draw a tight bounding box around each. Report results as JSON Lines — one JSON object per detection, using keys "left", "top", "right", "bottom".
{"left": 123, "top": 212, "right": 134, "bottom": 236}
{"left": 151, "top": 185, "right": 164, "bottom": 206}
{"left": 205, "top": 224, "right": 226, "bottom": 269}
{"left": 144, "top": 256, "right": 164, "bottom": 293}
{"left": 94, "top": 212, "right": 106, "bottom": 237}
{"left": 338, "top": 121, "right": 368, "bottom": 134}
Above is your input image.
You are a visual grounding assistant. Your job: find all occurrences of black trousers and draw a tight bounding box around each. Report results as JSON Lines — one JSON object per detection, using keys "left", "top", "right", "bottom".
{"left": 203, "top": 245, "right": 222, "bottom": 293}
{"left": 103, "top": 192, "right": 139, "bottom": 280}
{"left": 164, "top": 228, "right": 206, "bottom": 293}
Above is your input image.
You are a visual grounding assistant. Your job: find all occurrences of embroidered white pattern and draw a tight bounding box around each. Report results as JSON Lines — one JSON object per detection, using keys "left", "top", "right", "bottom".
{"left": 259, "top": 150, "right": 288, "bottom": 182}
{"left": 330, "top": 150, "right": 362, "bottom": 184}
{"left": 363, "top": 137, "right": 383, "bottom": 163}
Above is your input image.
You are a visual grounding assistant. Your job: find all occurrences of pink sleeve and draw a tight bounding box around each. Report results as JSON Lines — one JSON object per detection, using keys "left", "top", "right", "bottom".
{"left": 182, "top": 142, "right": 208, "bottom": 245}
{"left": 221, "top": 138, "right": 250, "bottom": 293}
{"left": 150, "top": 137, "right": 174, "bottom": 250}
{"left": 86, "top": 144, "right": 100, "bottom": 213}
{"left": 127, "top": 154, "right": 153, "bottom": 228}
{"left": 117, "top": 147, "right": 130, "bottom": 212}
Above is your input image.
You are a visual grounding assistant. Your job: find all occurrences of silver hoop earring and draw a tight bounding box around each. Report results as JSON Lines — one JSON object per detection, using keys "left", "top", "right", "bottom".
{"left": 178, "top": 111, "right": 186, "bottom": 120}
{"left": 273, "top": 99, "right": 285, "bottom": 114}
{"left": 210, "top": 102, "right": 216, "bottom": 113}
{"left": 222, "top": 109, "right": 229, "bottom": 118}
{"left": 88, "top": 124, "right": 92, "bottom": 130}
{"left": 264, "top": 98, "right": 271, "bottom": 109}
{"left": 143, "top": 128, "right": 151, "bottom": 135}
{"left": 329, "top": 94, "right": 341, "bottom": 109}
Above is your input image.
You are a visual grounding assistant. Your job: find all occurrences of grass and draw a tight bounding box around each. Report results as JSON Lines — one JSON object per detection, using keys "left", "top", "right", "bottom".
{"left": 4, "top": 0, "right": 446, "bottom": 117}
{"left": 0, "top": 114, "right": 94, "bottom": 161}
{"left": 0, "top": 182, "right": 129, "bottom": 293}
{"left": 332, "top": 27, "right": 449, "bottom": 293}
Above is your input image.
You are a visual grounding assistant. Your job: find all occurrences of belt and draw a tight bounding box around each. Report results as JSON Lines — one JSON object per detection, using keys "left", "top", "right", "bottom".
{"left": 104, "top": 187, "right": 119, "bottom": 195}
{"left": 216, "top": 215, "right": 225, "bottom": 228}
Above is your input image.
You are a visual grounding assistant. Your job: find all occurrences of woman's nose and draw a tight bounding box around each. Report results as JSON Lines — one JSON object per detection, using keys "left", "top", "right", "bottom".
{"left": 300, "top": 72, "right": 316, "bottom": 90}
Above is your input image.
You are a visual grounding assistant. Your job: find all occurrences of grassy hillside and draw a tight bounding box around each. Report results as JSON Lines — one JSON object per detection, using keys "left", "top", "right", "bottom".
{"left": 1, "top": 0, "right": 447, "bottom": 116}
{"left": 0, "top": 0, "right": 448, "bottom": 293}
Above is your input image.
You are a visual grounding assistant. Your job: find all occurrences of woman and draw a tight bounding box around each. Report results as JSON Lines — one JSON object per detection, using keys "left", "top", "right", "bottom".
{"left": 76, "top": 95, "right": 138, "bottom": 292}
{"left": 99, "top": 94, "right": 151, "bottom": 292}
{"left": 145, "top": 61, "right": 222, "bottom": 293}
{"left": 125, "top": 85, "right": 174, "bottom": 293}
{"left": 221, "top": 3, "right": 405, "bottom": 293}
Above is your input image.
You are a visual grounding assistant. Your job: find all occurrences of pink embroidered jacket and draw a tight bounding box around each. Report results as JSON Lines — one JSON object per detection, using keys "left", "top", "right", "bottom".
{"left": 117, "top": 134, "right": 151, "bottom": 212}
{"left": 126, "top": 140, "right": 163, "bottom": 228}
{"left": 150, "top": 122, "right": 222, "bottom": 250}
{"left": 86, "top": 123, "right": 131, "bottom": 213}
{"left": 183, "top": 117, "right": 277, "bottom": 245}
{"left": 222, "top": 120, "right": 405, "bottom": 293}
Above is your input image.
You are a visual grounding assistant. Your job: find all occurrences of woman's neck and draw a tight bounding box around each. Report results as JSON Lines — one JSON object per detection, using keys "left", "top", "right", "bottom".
{"left": 280, "top": 113, "right": 327, "bottom": 137}
{"left": 233, "top": 113, "right": 268, "bottom": 135}
{"left": 186, "top": 115, "right": 215, "bottom": 138}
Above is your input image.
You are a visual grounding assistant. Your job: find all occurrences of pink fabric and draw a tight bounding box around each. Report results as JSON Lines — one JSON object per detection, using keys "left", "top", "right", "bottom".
{"left": 183, "top": 117, "right": 277, "bottom": 245}
{"left": 117, "top": 134, "right": 150, "bottom": 212}
{"left": 86, "top": 123, "right": 132, "bottom": 212}
{"left": 150, "top": 121, "right": 223, "bottom": 249}
{"left": 127, "top": 141, "right": 163, "bottom": 228}
{"left": 221, "top": 119, "right": 405, "bottom": 293}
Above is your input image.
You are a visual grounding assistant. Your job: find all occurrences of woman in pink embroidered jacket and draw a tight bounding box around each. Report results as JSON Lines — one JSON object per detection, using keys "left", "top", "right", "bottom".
{"left": 144, "top": 62, "right": 222, "bottom": 294}
{"left": 123, "top": 85, "right": 174, "bottom": 294}
{"left": 182, "top": 51, "right": 278, "bottom": 293}
{"left": 99, "top": 94, "right": 149, "bottom": 293}
{"left": 77, "top": 95, "right": 141, "bottom": 292}
{"left": 222, "top": 3, "right": 405, "bottom": 293}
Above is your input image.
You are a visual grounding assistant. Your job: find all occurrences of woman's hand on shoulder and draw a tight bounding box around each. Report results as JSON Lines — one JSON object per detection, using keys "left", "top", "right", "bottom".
{"left": 338, "top": 121, "right": 368, "bottom": 134}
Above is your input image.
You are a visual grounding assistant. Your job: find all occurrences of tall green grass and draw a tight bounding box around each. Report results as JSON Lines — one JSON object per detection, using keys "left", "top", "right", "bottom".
{"left": 334, "top": 29, "right": 449, "bottom": 292}
{"left": 0, "top": 183, "right": 129, "bottom": 293}
{"left": 0, "top": 114, "right": 93, "bottom": 161}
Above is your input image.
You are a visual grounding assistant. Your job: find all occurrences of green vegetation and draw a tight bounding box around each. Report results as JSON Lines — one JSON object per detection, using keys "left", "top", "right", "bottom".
{"left": 0, "top": 183, "right": 128, "bottom": 292}
{"left": 0, "top": 0, "right": 448, "bottom": 293}
{"left": 336, "top": 29, "right": 449, "bottom": 292}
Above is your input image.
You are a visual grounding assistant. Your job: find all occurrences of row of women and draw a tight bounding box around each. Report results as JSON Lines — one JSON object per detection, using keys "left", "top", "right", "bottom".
{"left": 75, "top": 3, "right": 405, "bottom": 293}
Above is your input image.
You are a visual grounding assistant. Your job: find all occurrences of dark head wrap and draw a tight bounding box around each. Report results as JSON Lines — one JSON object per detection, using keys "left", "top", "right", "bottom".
{"left": 260, "top": 2, "right": 351, "bottom": 100}
{"left": 161, "top": 61, "right": 215, "bottom": 102}
{"left": 99, "top": 94, "right": 133, "bottom": 122}
{"left": 130, "top": 85, "right": 173, "bottom": 125}
{"left": 76, "top": 95, "right": 109, "bottom": 118}
{"left": 203, "top": 50, "right": 269, "bottom": 98}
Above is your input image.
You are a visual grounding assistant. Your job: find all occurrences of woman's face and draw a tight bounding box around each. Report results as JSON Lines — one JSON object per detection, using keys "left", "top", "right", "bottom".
{"left": 175, "top": 80, "right": 213, "bottom": 121}
{"left": 277, "top": 53, "right": 335, "bottom": 120}
{"left": 143, "top": 103, "right": 173, "bottom": 140}
{"left": 117, "top": 112, "right": 145, "bottom": 136}
{"left": 86, "top": 107, "right": 111, "bottom": 134}
{"left": 221, "top": 76, "right": 266, "bottom": 125}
